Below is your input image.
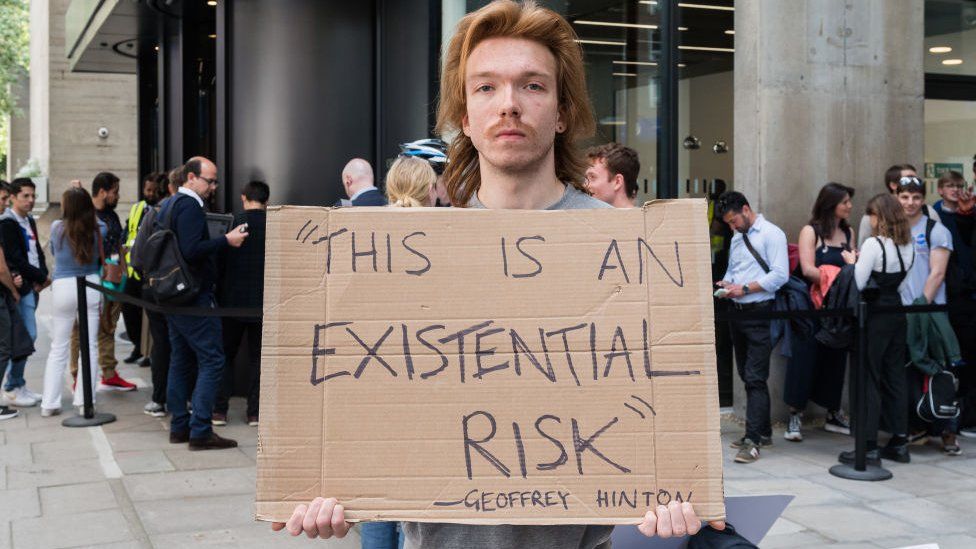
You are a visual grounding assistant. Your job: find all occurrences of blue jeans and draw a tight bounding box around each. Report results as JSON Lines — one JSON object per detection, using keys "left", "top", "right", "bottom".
{"left": 3, "top": 291, "right": 36, "bottom": 391}
{"left": 166, "top": 292, "right": 225, "bottom": 439}
{"left": 360, "top": 522, "right": 404, "bottom": 549}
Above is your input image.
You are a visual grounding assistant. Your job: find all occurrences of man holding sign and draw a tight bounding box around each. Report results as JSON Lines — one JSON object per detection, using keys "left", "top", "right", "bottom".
{"left": 271, "top": 1, "right": 723, "bottom": 546}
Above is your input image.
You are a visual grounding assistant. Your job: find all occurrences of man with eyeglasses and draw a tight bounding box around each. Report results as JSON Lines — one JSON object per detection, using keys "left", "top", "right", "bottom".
{"left": 163, "top": 157, "right": 249, "bottom": 451}
{"left": 858, "top": 164, "right": 941, "bottom": 247}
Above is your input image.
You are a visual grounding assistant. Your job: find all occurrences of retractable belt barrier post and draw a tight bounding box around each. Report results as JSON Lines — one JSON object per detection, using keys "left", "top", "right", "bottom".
{"left": 62, "top": 276, "right": 117, "bottom": 428}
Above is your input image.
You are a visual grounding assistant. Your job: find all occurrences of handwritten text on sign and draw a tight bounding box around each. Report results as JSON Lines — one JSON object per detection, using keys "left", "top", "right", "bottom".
{"left": 255, "top": 203, "right": 725, "bottom": 524}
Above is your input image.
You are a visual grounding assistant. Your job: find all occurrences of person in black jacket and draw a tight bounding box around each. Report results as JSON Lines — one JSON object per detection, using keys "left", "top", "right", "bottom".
{"left": 1, "top": 178, "right": 49, "bottom": 407}
{"left": 163, "top": 157, "right": 248, "bottom": 451}
{"left": 213, "top": 180, "right": 268, "bottom": 427}
{"left": 341, "top": 158, "right": 387, "bottom": 206}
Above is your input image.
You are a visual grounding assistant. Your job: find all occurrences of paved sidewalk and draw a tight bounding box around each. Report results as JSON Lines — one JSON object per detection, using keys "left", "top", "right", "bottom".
{"left": 1, "top": 296, "right": 974, "bottom": 548}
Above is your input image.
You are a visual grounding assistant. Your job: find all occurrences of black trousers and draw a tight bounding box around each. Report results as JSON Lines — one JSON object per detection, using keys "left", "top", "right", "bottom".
{"left": 784, "top": 335, "right": 846, "bottom": 412}
{"left": 215, "top": 318, "right": 262, "bottom": 417}
{"left": 861, "top": 312, "right": 908, "bottom": 445}
{"left": 146, "top": 308, "right": 170, "bottom": 405}
{"left": 121, "top": 277, "right": 143, "bottom": 355}
{"left": 728, "top": 304, "right": 773, "bottom": 442}
{"left": 948, "top": 294, "right": 976, "bottom": 428}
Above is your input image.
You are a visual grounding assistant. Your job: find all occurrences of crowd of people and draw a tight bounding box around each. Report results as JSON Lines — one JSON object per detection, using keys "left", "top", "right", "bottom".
{"left": 712, "top": 164, "right": 976, "bottom": 466}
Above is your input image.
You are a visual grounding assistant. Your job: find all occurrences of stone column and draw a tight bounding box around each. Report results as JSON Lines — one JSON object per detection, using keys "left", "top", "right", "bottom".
{"left": 732, "top": 0, "right": 924, "bottom": 423}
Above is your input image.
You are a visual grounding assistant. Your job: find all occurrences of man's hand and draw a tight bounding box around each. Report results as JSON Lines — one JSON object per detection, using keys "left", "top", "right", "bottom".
{"left": 638, "top": 501, "right": 725, "bottom": 538}
{"left": 723, "top": 284, "right": 745, "bottom": 299}
{"left": 841, "top": 249, "right": 857, "bottom": 265}
{"left": 13, "top": 274, "right": 22, "bottom": 288}
{"left": 959, "top": 187, "right": 975, "bottom": 214}
{"left": 225, "top": 225, "right": 249, "bottom": 248}
{"left": 271, "top": 498, "right": 351, "bottom": 539}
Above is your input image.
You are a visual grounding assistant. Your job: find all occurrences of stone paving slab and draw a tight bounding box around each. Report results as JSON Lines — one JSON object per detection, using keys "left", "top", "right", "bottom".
{"left": 0, "top": 488, "right": 41, "bottom": 521}
{"left": 133, "top": 494, "right": 256, "bottom": 535}
{"left": 163, "top": 447, "right": 254, "bottom": 470}
{"left": 12, "top": 509, "right": 134, "bottom": 549}
{"left": 6, "top": 459, "right": 106, "bottom": 490}
{"left": 38, "top": 481, "right": 118, "bottom": 515}
{"left": 781, "top": 504, "right": 920, "bottom": 542}
{"left": 121, "top": 467, "right": 256, "bottom": 502}
{"left": 149, "top": 525, "right": 361, "bottom": 548}
{"left": 113, "top": 450, "right": 175, "bottom": 475}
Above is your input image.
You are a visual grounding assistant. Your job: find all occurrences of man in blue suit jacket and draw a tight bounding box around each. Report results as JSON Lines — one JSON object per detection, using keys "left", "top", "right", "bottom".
{"left": 341, "top": 158, "right": 387, "bottom": 206}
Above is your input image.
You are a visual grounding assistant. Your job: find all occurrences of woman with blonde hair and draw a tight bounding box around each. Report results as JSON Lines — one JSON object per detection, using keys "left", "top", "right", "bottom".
{"left": 839, "top": 193, "right": 914, "bottom": 464}
{"left": 385, "top": 156, "right": 437, "bottom": 208}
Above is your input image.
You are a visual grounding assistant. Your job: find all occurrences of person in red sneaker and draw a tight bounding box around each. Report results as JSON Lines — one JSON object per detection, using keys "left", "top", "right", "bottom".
{"left": 66, "top": 173, "right": 137, "bottom": 393}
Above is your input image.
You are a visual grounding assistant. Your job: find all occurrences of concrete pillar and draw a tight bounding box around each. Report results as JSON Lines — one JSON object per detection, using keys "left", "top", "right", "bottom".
{"left": 732, "top": 0, "right": 924, "bottom": 423}
{"left": 5, "top": 73, "right": 30, "bottom": 180}
{"left": 29, "top": 0, "right": 138, "bottom": 206}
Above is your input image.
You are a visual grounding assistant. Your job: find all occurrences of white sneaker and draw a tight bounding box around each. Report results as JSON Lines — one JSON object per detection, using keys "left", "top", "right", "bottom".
{"left": 3, "top": 386, "right": 39, "bottom": 407}
{"left": 143, "top": 401, "right": 166, "bottom": 417}
{"left": 40, "top": 407, "right": 61, "bottom": 417}
{"left": 24, "top": 387, "right": 42, "bottom": 402}
{"left": 784, "top": 413, "right": 803, "bottom": 442}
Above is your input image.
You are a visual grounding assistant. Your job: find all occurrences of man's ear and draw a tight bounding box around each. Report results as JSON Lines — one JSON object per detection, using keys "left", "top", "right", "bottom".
{"left": 555, "top": 111, "right": 565, "bottom": 134}
{"left": 613, "top": 173, "right": 625, "bottom": 193}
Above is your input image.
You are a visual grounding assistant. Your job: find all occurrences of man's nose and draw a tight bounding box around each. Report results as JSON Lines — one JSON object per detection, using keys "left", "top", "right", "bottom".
{"left": 498, "top": 84, "right": 520, "bottom": 118}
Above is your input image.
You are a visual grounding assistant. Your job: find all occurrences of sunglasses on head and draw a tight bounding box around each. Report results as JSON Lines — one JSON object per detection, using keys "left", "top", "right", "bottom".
{"left": 898, "top": 176, "right": 922, "bottom": 187}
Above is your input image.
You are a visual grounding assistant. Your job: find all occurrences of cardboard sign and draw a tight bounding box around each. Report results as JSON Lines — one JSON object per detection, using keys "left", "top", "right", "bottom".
{"left": 255, "top": 200, "right": 725, "bottom": 525}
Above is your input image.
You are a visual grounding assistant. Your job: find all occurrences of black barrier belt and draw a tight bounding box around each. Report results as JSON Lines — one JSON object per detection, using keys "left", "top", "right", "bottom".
{"left": 82, "top": 280, "right": 262, "bottom": 319}
{"left": 714, "top": 300, "right": 976, "bottom": 322}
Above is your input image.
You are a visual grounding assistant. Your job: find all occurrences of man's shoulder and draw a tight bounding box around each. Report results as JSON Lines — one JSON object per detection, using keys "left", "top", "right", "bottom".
{"left": 551, "top": 185, "right": 612, "bottom": 210}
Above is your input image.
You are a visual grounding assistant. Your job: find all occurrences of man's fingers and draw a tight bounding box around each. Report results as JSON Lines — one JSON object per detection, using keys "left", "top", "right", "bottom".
{"left": 332, "top": 504, "right": 350, "bottom": 538}
{"left": 286, "top": 504, "right": 308, "bottom": 536}
{"left": 315, "top": 498, "right": 337, "bottom": 538}
{"left": 302, "top": 497, "right": 324, "bottom": 538}
{"left": 708, "top": 520, "right": 727, "bottom": 531}
{"left": 271, "top": 522, "right": 285, "bottom": 532}
{"left": 668, "top": 501, "right": 686, "bottom": 537}
{"left": 637, "top": 509, "right": 657, "bottom": 537}
{"left": 681, "top": 502, "right": 701, "bottom": 536}
{"left": 656, "top": 504, "right": 673, "bottom": 538}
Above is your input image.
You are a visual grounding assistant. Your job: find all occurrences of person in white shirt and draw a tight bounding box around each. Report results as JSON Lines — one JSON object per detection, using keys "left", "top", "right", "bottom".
{"left": 840, "top": 193, "right": 915, "bottom": 465}
{"left": 715, "top": 191, "right": 789, "bottom": 464}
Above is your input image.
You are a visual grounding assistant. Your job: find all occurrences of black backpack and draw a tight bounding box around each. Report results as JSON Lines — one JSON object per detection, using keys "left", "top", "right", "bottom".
{"left": 142, "top": 195, "right": 200, "bottom": 305}
{"left": 917, "top": 369, "right": 961, "bottom": 423}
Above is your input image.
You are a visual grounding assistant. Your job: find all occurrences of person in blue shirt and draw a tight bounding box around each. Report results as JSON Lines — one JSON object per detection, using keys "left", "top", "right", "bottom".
{"left": 715, "top": 191, "right": 789, "bottom": 464}
{"left": 39, "top": 187, "right": 106, "bottom": 416}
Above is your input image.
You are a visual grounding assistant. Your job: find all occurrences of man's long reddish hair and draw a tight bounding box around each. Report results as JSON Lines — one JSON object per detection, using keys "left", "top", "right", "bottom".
{"left": 436, "top": 0, "right": 595, "bottom": 207}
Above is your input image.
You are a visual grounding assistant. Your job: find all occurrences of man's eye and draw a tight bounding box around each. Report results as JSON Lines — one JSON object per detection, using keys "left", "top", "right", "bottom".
{"left": 526, "top": 83, "right": 544, "bottom": 91}
{"left": 475, "top": 84, "right": 493, "bottom": 93}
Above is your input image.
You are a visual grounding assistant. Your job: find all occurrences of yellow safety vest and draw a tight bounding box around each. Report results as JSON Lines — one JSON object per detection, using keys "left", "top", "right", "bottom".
{"left": 707, "top": 200, "right": 725, "bottom": 258}
{"left": 125, "top": 200, "right": 147, "bottom": 280}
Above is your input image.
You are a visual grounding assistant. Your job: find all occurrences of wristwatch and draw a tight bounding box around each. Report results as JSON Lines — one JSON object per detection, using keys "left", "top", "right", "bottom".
{"left": 742, "top": 284, "right": 751, "bottom": 295}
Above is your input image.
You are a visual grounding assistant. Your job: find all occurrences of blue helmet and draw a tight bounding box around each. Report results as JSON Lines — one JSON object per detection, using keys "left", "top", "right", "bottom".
{"left": 399, "top": 138, "right": 447, "bottom": 175}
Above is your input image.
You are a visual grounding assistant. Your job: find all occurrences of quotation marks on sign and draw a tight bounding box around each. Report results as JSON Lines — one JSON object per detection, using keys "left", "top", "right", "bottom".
{"left": 623, "top": 394, "right": 656, "bottom": 421}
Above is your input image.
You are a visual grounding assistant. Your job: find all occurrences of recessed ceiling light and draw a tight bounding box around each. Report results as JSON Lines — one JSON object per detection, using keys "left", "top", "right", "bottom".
{"left": 929, "top": 46, "right": 952, "bottom": 54}
{"left": 153, "top": 45, "right": 159, "bottom": 51}
{"left": 613, "top": 72, "right": 638, "bottom": 77}
{"left": 614, "top": 60, "right": 658, "bottom": 66}
{"left": 576, "top": 39, "right": 627, "bottom": 47}
{"left": 207, "top": 0, "right": 217, "bottom": 6}
{"left": 678, "top": 63, "right": 687, "bottom": 67}
{"left": 575, "top": 20, "right": 657, "bottom": 30}
{"left": 725, "top": 29, "right": 735, "bottom": 35}
{"left": 943, "top": 58, "right": 964, "bottom": 65}
{"left": 679, "top": 3, "right": 735, "bottom": 11}
{"left": 678, "top": 26, "right": 689, "bottom": 31}
{"left": 208, "top": 33, "right": 217, "bottom": 39}
{"left": 678, "top": 45, "right": 735, "bottom": 52}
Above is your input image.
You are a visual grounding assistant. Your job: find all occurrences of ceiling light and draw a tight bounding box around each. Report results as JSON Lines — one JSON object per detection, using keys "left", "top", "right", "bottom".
{"left": 576, "top": 39, "right": 627, "bottom": 47}
{"left": 153, "top": 45, "right": 159, "bottom": 51}
{"left": 614, "top": 60, "right": 658, "bottom": 66}
{"left": 678, "top": 63, "right": 687, "bottom": 67}
{"left": 929, "top": 46, "right": 952, "bottom": 54}
{"left": 208, "top": 33, "right": 217, "bottom": 39}
{"left": 679, "top": 3, "right": 735, "bottom": 11}
{"left": 725, "top": 29, "right": 735, "bottom": 35}
{"left": 678, "top": 26, "right": 689, "bottom": 31}
{"left": 679, "top": 45, "right": 735, "bottom": 52}
{"left": 575, "top": 20, "right": 657, "bottom": 30}
{"left": 207, "top": 0, "right": 217, "bottom": 5}
{"left": 943, "top": 59, "right": 964, "bottom": 65}
{"left": 639, "top": 1, "right": 657, "bottom": 5}
{"left": 613, "top": 72, "right": 637, "bottom": 77}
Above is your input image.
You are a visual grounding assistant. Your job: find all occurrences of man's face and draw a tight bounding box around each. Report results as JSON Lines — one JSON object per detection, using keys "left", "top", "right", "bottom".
{"left": 0, "top": 190, "right": 9, "bottom": 213}
{"left": 12, "top": 187, "right": 35, "bottom": 214}
{"left": 187, "top": 161, "right": 219, "bottom": 200}
{"left": 143, "top": 179, "right": 159, "bottom": 204}
{"left": 897, "top": 190, "right": 925, "bottom": 218}
{"left": 938, "top": 180, "right": 963, "bottom": 204}
{"left": 722, "top": 206, "right": 752, "bottom": 234}
{"left": 462, "top": 37, "right": 563, "bottom": 176}
{"left": 888, "top": 168, "right": 917, "bottom": 193}
{"left": 98, "top": 184, "right": 120, "bottom": 210}
{"left": 584, "top": 158, "right": 619, "bottom": 205}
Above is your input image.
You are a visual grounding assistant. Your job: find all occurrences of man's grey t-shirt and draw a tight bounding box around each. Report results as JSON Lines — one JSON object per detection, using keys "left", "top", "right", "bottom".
{"left": 401, "top": 184, "right": 615, "bottom": 549}
{"left": 899, "top": 215, "right": 953, "bottom": 305}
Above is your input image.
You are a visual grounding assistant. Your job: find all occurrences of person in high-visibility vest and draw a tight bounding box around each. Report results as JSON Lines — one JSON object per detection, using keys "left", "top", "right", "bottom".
{"left": 119, "top": 172, "right": 165, "bottom": 366}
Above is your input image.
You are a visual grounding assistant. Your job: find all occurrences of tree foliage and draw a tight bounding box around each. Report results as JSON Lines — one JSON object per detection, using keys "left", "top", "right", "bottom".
{"left": 0, "top": 0, "right": 30, "bottom": 116}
